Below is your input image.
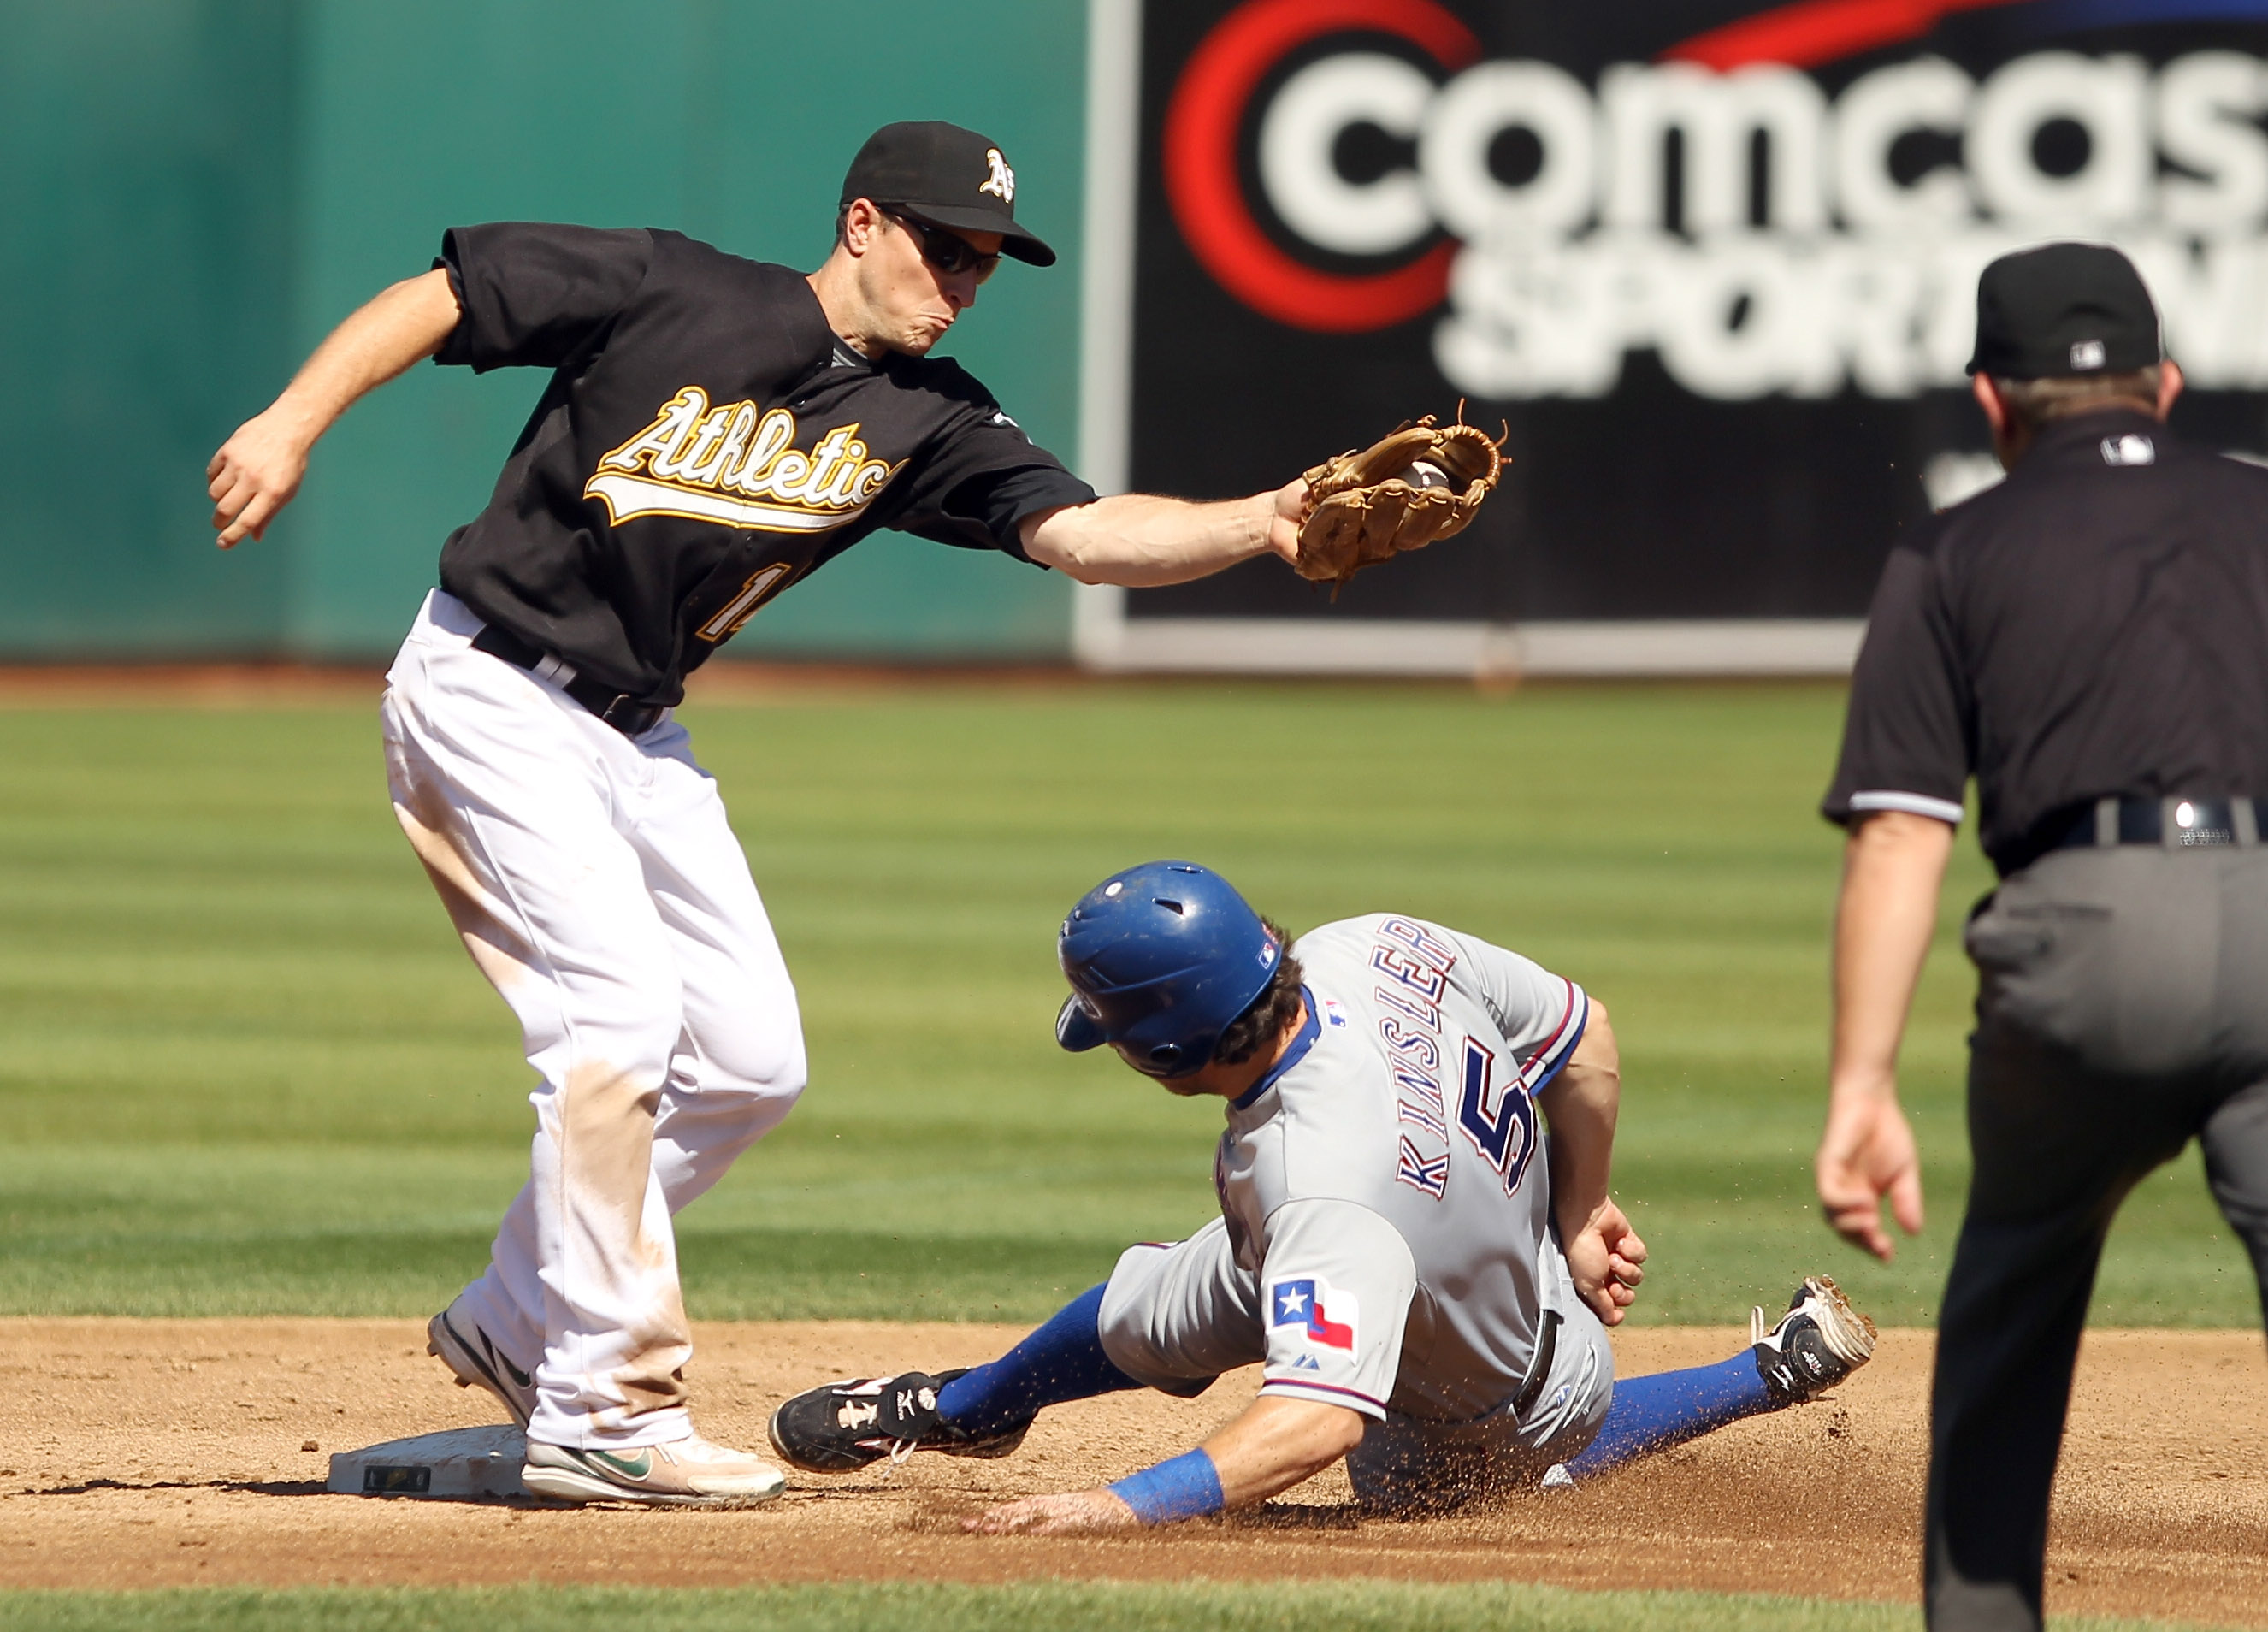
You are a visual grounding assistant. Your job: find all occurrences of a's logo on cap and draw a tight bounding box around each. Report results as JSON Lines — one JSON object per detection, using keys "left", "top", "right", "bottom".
{"left": 2070, "top": 339, "right": 2107, "bottom": 371}
{"left": 980, "top": 146, "right": 1015, "bottom": 204}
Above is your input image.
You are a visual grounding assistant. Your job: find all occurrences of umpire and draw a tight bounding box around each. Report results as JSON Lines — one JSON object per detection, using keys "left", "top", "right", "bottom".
{"left": 1816, "top": 242, "right": 2268, "bottom": 1632}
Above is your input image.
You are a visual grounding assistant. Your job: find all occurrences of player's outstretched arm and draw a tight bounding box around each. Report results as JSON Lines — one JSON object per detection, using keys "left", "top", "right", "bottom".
{"left": 962, "top": 1395, "right": 1364, "bottom": 1537}
{"left": 1019, "top": 482, "right": 1306, "bottom": 588}
{"left": 1818, "top": 808, "right": 1951, "bottom": 1261}
{"left": 206, "top": 268, "right": 464, "bottom": 548}
{"left": 1538, "top": 1002, "right": 1646, "bottom": 1325}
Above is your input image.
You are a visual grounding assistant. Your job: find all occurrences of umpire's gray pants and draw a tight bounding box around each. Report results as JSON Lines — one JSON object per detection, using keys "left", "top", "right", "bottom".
{"left": 1930, "top": 845, "right": 2268, "bottom": 1632}
{"left": 1096, "top": 1219, "right": 1614, "bottom": 1511}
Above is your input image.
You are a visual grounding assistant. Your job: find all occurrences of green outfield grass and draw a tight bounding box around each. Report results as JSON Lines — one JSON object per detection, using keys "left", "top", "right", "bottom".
{"left": 0, "top": 1581, "right": 2240, "bottom": 1632}
{"left": 0, "top": 683, "right": 2256, "bottom": 1327}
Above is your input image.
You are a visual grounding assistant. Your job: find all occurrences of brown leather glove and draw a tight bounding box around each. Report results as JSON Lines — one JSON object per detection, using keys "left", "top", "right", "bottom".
{"left": 1296, "top": 416, "right": 1505, "bottom": 593}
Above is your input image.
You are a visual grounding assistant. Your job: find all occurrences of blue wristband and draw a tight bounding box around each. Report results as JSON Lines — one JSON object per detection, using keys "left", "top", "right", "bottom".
{"left": 1107, "top": 1447, "right": 1224, "bottom": 1525}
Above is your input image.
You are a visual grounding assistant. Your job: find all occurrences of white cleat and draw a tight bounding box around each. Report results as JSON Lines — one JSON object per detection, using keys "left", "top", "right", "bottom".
{"left": 521, "top": 1432, "right": 787, "bottom": 1507}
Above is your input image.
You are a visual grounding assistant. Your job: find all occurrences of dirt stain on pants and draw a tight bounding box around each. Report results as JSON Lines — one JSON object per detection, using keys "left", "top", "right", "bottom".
{"left": 562, "top": 1057, "right": 692, "bottom": 1419}
{"left": 389, "top": 759, "right": 537, "bottom": 996}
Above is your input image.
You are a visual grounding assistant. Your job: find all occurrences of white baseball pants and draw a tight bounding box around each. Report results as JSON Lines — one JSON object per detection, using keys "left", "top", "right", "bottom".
{"left": 381, "top": 590, "right": 806, "bottom": 1448}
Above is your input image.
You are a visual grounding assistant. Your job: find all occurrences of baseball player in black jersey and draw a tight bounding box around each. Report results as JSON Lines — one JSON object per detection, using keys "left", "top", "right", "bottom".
{"left": 205, "top": 122, "right": 1325, "bottom": 1507}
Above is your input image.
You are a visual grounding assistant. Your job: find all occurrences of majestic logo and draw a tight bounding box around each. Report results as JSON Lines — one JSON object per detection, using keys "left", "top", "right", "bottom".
{"left": 585, "top": 387, "right": 901, "bottom": 534}
{"left": 1163, "top": 0, "right": 2268, "bottom": 398}
{"left": 1270, "top": 1275, "right": 1357, "bottom": 1351}
{"left": 981, "top": 146, "right": 1016, "bottom": 203}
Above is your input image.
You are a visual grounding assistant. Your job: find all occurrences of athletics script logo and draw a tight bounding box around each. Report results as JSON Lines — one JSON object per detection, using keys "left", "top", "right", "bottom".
{"left": 584, "top": 387, "right": 902, "bottom": 534}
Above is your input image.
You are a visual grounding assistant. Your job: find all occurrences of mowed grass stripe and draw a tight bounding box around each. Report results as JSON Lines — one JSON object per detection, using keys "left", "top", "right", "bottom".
{"left": 0, "top": 1582, "right": 2240, "bottom": 1632}
{"left": 0, "top": 686, "right": 2254, "bottom": 1325}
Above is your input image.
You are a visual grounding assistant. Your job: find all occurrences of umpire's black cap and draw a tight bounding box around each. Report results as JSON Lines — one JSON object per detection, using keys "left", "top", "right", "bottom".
{"left": 840, "top": 121, "right": 1055, "bottom": 267}
{"left": 1967, "top": 242, "right": 2162, "bottom": 380}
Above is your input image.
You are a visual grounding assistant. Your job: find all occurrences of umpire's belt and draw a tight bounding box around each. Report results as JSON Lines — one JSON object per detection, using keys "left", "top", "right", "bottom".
{"left": 2038, "top": 795, "right": 2262, "bottom": 860}
{"left": 470, "top": 623, "right": 667, "bottom": 738}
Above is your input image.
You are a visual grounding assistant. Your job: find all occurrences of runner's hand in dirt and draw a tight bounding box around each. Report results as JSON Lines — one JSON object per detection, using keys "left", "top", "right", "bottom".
{"left": 963, "top": 1488, "right": 1143, "bottom": 1537}
{"left": 961, "top": 1398, "right": 1365, "bottom": 1534}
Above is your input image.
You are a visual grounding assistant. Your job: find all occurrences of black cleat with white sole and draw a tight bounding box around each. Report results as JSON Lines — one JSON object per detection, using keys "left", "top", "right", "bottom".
{"left": 1751, "top": 1274, "right": 1879, "bottom": 1404}
{"left": 767, "top": 1369, "right": 1031, "bottom": 1473}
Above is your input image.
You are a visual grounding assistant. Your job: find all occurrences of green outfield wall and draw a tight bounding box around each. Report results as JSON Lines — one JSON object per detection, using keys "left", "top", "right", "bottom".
{"left": 0, "top": 0, "right": 1086, "bottom": 661}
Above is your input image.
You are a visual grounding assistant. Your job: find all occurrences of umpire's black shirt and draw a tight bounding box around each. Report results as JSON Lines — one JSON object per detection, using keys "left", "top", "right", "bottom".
{"left": 431, "top": 222, "right": 1096, "bottom": 706}
{"left": 1823, "top": 409, "right": 2268, "bottom": 875}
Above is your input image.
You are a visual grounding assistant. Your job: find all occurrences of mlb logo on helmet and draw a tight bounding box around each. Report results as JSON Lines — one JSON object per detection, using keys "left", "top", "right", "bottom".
{"left": 1271, "top": 1276, "right": 1358, "bottom": 1351}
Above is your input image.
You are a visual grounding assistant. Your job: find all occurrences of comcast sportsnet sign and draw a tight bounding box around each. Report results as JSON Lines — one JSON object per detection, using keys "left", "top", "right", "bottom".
{"left": 1121, "top": 3, "right": 2268, "bottom": 635}
{"left": 1162, "top": 0, "right": 2268, "bottom": 399}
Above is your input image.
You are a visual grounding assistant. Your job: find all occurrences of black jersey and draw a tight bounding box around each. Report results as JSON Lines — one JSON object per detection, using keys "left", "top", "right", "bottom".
{"left": 431, "top": 222, "right": 1095, "bottom": 705}
{"left": 1822, "top": 410, "right": 2268, "bottom": 874}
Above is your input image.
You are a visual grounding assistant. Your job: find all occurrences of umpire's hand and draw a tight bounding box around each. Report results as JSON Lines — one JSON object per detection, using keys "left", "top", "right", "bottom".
{"left": 1818, "top": 808, "right": 1951, "bottom": 1262}
{"left": 1817, "top": 1087, "right": 1925, "bottom": 1262}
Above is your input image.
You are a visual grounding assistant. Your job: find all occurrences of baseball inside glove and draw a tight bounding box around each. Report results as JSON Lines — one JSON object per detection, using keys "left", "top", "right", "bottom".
{"left": 1295, "top": 415, "right": 1505, "bottom": 593}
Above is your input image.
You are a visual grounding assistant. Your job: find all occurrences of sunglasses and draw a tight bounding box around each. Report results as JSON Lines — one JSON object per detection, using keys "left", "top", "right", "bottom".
{"left": 885, "top": 210, "right": 1001, "bottom": 284}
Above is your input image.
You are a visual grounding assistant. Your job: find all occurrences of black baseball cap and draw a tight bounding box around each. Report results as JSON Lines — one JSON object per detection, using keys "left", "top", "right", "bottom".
{"left": 839, "top": 121, "right": 1055, "bottom": 267}
{"left": 1966, "top": 242, "right": 2161, "bottom": 380}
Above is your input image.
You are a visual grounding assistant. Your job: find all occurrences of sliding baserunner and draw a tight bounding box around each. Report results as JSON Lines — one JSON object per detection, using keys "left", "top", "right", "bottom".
{"left": 768, "top": 861, "right": 1875, "bottom": 1529}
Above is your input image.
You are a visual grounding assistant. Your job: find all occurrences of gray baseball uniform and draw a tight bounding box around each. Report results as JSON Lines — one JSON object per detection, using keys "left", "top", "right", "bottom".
{"left": 1096, "top": 914, "right": 1615, "bottom": 1503}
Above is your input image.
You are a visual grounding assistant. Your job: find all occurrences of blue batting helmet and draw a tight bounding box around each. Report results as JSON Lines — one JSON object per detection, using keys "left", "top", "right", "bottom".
{"left": 1054, "top": 860, "right": 1282, "bottom": 1079}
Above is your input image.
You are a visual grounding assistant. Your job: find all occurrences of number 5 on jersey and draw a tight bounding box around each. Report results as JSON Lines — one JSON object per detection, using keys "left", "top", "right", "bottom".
{"left": 1456, "top": 1036, "right": 1537, "bottom": 1197}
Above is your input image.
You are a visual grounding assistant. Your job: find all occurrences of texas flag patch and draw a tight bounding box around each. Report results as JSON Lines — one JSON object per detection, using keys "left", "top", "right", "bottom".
{"left": 1270, "top": 1276, "right": 1358, "bottom": 1351}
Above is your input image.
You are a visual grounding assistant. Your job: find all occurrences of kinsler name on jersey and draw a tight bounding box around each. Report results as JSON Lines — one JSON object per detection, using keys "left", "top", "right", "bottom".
{"left": 585, "top": 387, "right": 904, "bottom": 535}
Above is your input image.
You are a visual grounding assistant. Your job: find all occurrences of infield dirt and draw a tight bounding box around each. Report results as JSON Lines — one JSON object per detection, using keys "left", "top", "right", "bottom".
{"left": 0, "top": 1319, "right": 2260, "bottom": 1625}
